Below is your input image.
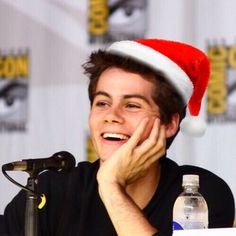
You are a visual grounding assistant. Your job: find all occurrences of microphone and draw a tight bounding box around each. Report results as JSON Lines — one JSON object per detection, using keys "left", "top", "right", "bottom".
{"left": 2, "top": 151, "right": 76, "bottom": 173}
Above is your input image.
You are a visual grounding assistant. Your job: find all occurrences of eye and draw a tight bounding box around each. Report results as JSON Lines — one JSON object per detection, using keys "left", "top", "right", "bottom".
{"left": 94, "top": 101, "right": 109, "bottom": 108}
{"left": 0, "top": 81, "right": 27, "bottom": 118}
{"left": 126, "top": 103, "right": 141, "bottom": 109}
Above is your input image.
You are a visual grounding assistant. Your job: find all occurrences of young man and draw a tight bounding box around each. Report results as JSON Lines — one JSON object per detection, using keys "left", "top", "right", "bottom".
{"left": 1, "top": 39, "right": 235, "bottom": 236}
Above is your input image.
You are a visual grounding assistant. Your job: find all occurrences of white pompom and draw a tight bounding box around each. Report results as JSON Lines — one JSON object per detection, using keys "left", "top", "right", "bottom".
{"left": 180, "top": 116, "right": 207, "bottom": 137}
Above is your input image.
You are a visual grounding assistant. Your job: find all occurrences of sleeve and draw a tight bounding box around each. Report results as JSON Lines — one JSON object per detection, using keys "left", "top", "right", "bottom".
{"left": 2, "top": 190, "right": 26, "bottom": 236}
{"left": 205, "top": 175, "right": 235, "bottom": 228}
{"left": 0, "top": 215, "right": 5, "bottom": 235}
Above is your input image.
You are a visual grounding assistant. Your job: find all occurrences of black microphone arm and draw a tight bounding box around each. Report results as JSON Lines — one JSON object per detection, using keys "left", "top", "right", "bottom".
{"left": 2, "top": 151, "right": 76, "bottom": 174}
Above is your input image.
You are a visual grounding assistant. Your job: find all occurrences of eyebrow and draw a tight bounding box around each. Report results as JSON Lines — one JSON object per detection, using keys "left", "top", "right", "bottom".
{"left": 94, "top": 91, "right": 111, "bottom": 98}
{"left": 94, "top": 91, "right": 152, "bottom": 105}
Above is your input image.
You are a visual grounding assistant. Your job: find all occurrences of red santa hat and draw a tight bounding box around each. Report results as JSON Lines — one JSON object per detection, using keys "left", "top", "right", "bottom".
{"left": 107, "top": 38, "right": 210, "bottom": 136}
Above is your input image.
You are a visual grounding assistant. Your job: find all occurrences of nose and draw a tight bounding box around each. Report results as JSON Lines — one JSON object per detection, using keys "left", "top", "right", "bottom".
{"left": 104, "top": 106, "right": 124, "bottom": 124}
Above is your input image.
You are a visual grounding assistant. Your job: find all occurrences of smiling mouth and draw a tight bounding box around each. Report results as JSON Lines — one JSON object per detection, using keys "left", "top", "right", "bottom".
{"left": 102, "top": 133, "right": 130, "bottom": 141}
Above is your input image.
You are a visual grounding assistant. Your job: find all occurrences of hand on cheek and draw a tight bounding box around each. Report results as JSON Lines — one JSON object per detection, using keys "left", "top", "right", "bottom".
{"left": 97, "top": 116, "right": 166, "bottom": 188}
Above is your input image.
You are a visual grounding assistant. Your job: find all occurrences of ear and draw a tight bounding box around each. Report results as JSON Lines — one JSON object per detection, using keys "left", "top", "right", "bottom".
{"left": 165, "top": 113, "right": 180, "bottom": 138}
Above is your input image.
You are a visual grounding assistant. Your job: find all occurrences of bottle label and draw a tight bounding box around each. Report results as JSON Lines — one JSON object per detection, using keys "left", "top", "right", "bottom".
{"left": 172, "top": 220, "right": 207, "bottom": 230}
{"left": 173, "top": 221, "right": 184, "bottom": 230}
{"left": 173, "top": 195, "right": 208, "bottom": 230}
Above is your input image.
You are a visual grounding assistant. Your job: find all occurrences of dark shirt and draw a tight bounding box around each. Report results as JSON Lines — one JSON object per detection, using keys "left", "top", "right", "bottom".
{"left": 1, "top": 157, "right": 235, "bottom": 236}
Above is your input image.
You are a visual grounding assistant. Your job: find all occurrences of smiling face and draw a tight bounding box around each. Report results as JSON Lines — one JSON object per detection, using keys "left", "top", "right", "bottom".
{"left": 89, "top": 67, "right": 160, "bottom": 161}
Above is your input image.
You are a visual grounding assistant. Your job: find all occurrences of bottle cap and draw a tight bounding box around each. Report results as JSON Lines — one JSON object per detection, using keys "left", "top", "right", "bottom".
{"left": 182, "top": 174, "right": 199, "bottom": 187}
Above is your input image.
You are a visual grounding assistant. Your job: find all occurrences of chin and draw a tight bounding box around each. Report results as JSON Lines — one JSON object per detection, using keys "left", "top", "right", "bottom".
{"left": 98, "top": 149, "right": 118, "bottom": 163}
{"left": 99, "top": 154, "right": 111, "bottom": 163}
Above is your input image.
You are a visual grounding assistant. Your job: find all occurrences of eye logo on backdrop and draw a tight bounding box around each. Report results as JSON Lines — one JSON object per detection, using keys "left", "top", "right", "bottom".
{"left": 207, "top": 43, "right": 236, "bottom": 123}
{"left": 88, "top": 0, "right": 148, "bottom": 44}
{"left": 0, "top": 49, "right": 29, "bottom": 132}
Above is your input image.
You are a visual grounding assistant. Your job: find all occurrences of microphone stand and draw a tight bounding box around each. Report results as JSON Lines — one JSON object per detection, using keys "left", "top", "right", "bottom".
{"left": 25, "top": 172, "right": 39, "bottom": 236}
{"left": 2, "top": 151, "right": 76, "bottom": 236}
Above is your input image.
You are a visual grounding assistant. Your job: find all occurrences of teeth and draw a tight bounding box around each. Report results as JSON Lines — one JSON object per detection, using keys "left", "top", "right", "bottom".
{"left": 103, "top": 133, "right": 129, "bottom": 140}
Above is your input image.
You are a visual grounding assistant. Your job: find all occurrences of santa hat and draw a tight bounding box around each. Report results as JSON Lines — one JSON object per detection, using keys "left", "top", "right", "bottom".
{"left": 107, "top": 39, "right": 210, "bottom": 136}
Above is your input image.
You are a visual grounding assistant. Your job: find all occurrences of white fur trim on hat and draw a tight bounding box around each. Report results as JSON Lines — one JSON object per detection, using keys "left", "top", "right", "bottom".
{"left": 107, "top": 40, "right": 193, "bottom": 104}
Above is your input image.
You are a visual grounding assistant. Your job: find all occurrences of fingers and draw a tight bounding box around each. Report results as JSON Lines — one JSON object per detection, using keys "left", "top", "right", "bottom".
{"left": 135, "top": 121, "right": 166, "bottom": 167}
{"left": 115, "top": 116, "right": 166, "bottom": 172}
{"left": 136, "top": 117, "right": 162, "bottom": 152}
{"left": 124, "top": 117, "right": 150, "bottom": 149}
{"left": 143, "top": 125, "right": 166, "bottom": 164}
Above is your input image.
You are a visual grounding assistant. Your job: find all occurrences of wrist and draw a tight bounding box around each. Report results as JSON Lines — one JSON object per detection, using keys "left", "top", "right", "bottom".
{"left": 97, "top": 166, "right": 126, "bottom": 189}
{"left": 98, "top": 179, "right": 126, "bottom": 202}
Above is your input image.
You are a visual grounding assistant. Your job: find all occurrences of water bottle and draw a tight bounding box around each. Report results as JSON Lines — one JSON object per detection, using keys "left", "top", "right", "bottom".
{"left": 172, "top": 174, "right": 208, "bottom": 230}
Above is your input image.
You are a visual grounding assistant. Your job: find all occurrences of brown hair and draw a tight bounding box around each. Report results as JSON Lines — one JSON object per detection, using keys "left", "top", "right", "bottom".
{"left": 82, "top": 50, "right": 186, "bottom": 148}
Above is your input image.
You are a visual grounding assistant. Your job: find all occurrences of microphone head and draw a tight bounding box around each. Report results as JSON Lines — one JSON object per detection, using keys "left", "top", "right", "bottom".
{"left": 1, "top": 151, "right": 76, "bottom": 174}
{"left": 51, "top": 151, "right": 76, "bottom": 173}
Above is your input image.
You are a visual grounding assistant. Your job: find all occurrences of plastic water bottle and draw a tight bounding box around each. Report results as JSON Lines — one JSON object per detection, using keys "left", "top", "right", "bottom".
{"left": 172, "top": 174, "right": 208, "bottom": 230}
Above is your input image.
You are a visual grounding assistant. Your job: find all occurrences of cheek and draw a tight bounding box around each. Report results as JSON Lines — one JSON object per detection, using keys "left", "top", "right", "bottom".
{"left": 88, "top": 113, "right": 96, "bottom": 136}
{"left": 141, "top": 118, "right": 155, "bottom": 139}
{"left": 88, "top": 111, "right": 104, "bottom": 139}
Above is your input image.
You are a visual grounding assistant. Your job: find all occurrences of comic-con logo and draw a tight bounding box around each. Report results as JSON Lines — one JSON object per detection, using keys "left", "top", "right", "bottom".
{"left": 0, "top": 49, "right": 29, "bottom": 132}
{"left": 88, "top": 0, "right": 148, "bottom": 44}
{"left": 207, "top": 43, "right": 236, "bottom": 123}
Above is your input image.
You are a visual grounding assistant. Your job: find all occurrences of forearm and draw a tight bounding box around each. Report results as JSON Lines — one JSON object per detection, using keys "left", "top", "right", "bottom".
{"left": 99, "top": 182, "right": 157, "bottom": 236}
